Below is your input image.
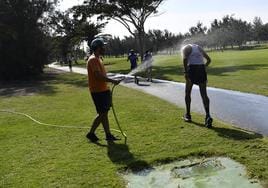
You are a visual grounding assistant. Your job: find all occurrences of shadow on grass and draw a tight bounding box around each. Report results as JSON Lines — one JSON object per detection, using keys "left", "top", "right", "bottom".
{"left": 208, "top": 63, "right": 268, "bottom": 76}
{"left": 116, "top": 63, "right": 268, "bottom": 81}
{"left": 191, "top": 121, "right": 263, "bottom": 140}
{"left": 109, "top": 69, "right": 130, "bottom": 75}
{"left": 104, "top": 62, "right": 117, "bottom": 66}
{"left": 46, "top": 68, "right": 88, "bottom": 88}
{"left": 52, "top": 73, "right": 88, "bottom": 88}
{"left": 0, "top": 69, "right": 60, "bottom": 97}
{"left": 0, "top": 68, "right": 89, "bottom": 97}
{"left": 152, "top": 65, "right": 182, "bottom": 80}
{"left": 0, "top": 84, "right": 57, "bottom": 97}
{"left": 107, "top": 141, "right": 152, "bottom": 173}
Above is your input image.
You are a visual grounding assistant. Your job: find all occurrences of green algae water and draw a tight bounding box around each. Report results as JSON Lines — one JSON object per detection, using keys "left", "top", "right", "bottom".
{"left": 123, "top": 157, "right": 262, "bottom": 188}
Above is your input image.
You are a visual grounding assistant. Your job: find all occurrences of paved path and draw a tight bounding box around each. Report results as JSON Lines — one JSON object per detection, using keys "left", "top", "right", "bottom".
{"left": 49, "top": 64, "right": 268, "bottom": 136}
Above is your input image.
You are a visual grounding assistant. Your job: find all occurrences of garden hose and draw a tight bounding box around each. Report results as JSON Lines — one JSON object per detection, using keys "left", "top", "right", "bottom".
{"left": 0, "top": 80, "right": 127, "bottom": 142}
{"left": 0, "top": 89, "right": 127, "bottom": 142}
{"left": 0, "top": 109, "right": 88, "bottom": 129}
{"left": 111, "top": 83, "right": 127, "bottom": 143}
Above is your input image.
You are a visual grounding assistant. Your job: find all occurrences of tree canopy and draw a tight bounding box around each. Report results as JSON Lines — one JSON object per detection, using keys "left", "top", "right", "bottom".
{"left": 0, "top": 0, "right": 106, "bottom": 80}
{"left": 0, "top": 0, "right": 57, "bottom": 80}
{"left": 1, "top": 0, "right": 268, "bottom": 80}
{"left": 76, "top": 0, "right": 165, "bottom": 57}
{"left": 49, "top": 9, "right": 105, "bottom": 63}
{"left": 100, "top": 15, "right": 268, "bottom": 57}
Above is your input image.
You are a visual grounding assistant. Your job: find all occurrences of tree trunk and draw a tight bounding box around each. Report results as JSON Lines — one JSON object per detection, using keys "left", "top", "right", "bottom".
{"left": 137, "top": 29, "right": 145, "bottom": 61}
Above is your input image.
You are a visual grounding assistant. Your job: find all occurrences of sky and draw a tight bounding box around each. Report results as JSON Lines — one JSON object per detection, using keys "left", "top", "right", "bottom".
{"left": 59, "top": 0, "right": 268, "bottom": 38}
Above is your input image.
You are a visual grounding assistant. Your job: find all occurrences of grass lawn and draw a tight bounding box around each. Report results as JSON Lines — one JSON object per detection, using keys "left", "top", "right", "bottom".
{"left": 77, "top": 49, "right": 268, "bottom": 96}
{"left": 1, "top": 70, "right": 268, "bottom": 187}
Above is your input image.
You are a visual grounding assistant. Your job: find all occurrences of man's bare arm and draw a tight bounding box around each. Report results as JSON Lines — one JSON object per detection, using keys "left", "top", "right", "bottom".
{"left": 199, "top": 47, "right": 211, "bottom": 66}
{"left": 94, "top": 71, "right": 120, "bottom": 85}
{"left": 182, "top": 45, "right": 192, "bottom": 72}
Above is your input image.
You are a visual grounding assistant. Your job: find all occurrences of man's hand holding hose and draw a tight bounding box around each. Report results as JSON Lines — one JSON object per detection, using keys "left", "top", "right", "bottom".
{"left": 110, "top": 75, "right": 126, "bottom": 85}
{"left": 94, "top": 71, "right": 124, "bottom": 85}
{"left": 111, "top": 78, "right": 122, "bottom": 85}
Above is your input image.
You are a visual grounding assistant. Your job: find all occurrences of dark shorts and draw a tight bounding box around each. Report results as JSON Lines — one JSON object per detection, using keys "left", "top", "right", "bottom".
{"left": 188, "top": 64, "right": 207, "bottom": 84}
{"left": 131, "top": 62, "right": 137, "bottom": 70}
{"left": 91, "top": 90, "right": 111, "bottom": 113}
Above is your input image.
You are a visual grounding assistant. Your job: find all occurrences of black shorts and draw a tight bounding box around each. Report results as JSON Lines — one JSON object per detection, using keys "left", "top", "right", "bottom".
{"left": 91, "top": 90, "right": 111, "bottom": 113}
{"left": 188, "top": 64, "right": 207, "bottom": 84}
{"left": 131, "top": 63, "right": 137, "bottom": 70}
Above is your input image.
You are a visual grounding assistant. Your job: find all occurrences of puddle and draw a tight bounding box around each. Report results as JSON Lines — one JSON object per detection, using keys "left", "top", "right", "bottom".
{"left": 123, "top": 157, "right": 262, "bottom": 188}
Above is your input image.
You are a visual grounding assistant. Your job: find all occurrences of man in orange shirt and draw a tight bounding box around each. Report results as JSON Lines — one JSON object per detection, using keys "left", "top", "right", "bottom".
{"left": 86, "top": 38, "right": 121, "bottom": 142}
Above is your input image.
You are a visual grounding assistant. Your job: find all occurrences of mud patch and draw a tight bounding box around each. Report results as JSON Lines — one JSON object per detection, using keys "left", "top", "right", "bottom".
{"left": 123, "top": 157, "right": 262, "bottom": 188}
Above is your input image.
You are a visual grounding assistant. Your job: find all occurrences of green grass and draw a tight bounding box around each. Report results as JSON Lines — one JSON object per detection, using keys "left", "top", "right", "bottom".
{"left": 153, "top": 49, "right": 268, "bottom": 96}
{"left": 1, "top": 70, "right": 268, "bottom": 187}
{"left": 77, "top": 49, "right": 268, "bottom": 96}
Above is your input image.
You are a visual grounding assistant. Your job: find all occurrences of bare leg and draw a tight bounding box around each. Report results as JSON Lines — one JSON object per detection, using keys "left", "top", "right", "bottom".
{"left": 198, "top": 83, "right": 210, "bottom": 116}
{"left": 149, "top": 67, "right": 152, "bottom": 81}
{"left": 100, "top": 112, "right": 112, "bottom": 137}
{"left": 185, "top": 79, "right": 193, "bottom": 116}
{"left": 89, "top": 114, "right": 102, "bottom": 134}
{"left": 87, "top": 113, "right": 103, "bottom": 142}
{"left": 199, "top": 82, "right": 213, "bottom": 127}
{"left": 100, "top": 112, "right": 119, "bottom": 140}
{"left": 147, "top": 67, "right": 152, "bottom": 81}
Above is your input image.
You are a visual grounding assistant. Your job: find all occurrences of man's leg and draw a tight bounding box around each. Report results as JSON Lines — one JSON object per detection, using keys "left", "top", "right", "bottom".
{"left": 87, "top": 113, "right": 102, "bottom": 142}
{"left": 100, "top": 112, "right": 119, "bottom": 140}
{"left": 198, "top": 83, "right": 210, "bottom": 116}
{"left": 89, "top": 114, "right": 102, "bottom": 134}
{"left": 99, "top": 112, "right": 112, "bottom": 137}
{"left": 184, "top": 79, "right": 193, "bottom": 121}
{"left": 148, "top": 67, "right": 152, "bottom": 81}
{"left": 199, "top": 82, "right": 213, "bottom": 127}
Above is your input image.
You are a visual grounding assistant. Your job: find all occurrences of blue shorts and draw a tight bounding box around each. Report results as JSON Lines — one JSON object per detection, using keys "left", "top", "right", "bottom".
{"left": 91, "top": 90, "right": 111, "bottom": 113}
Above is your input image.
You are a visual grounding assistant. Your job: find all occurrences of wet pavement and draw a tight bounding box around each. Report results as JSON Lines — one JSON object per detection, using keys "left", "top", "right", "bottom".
{"left": 49, "top": 64, "right": 268, "bottom": 136}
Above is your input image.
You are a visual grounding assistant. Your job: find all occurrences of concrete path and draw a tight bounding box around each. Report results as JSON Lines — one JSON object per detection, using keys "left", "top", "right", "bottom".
{"left": 49, "top": 64, "right": 268, "bottom": 136}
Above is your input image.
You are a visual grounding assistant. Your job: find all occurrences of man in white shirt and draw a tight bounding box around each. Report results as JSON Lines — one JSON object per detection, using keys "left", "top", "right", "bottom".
{"left": 181, "top": 43, "right": 213, "bottom": 128}
{"left": 143, "top": 50, "right": 153, "bottom": 82}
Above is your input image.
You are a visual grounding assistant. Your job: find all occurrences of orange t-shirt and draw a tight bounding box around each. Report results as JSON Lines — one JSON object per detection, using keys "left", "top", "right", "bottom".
{"left": 87, "top": 55, "right": 109, "bottom": 93}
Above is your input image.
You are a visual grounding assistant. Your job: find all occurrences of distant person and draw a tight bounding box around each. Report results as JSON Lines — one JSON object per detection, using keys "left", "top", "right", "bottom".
{"left": 181, "top": 43, "right": 213, "bottom": 128}
{"left": 143, "top": 50, "right": 153, "bottom": 82}
{"left": 68, "top": 57, "right": 72, "bottom": 72}
{"left": 127, "top": 49, "right": 139, "bottom": 84}
{"left": 86, "top": 38, "right": 121, "bottom": 142}
{"left": 127, "top": 49, "right": 138, "bottom": 70}
{"left": 59, "top": 59, "right": 63, "bottom": 66}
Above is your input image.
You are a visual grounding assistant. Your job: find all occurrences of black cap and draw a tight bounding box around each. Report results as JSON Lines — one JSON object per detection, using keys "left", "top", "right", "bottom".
{"left": 90, "top": 38, "right": 107, "bottom": 51}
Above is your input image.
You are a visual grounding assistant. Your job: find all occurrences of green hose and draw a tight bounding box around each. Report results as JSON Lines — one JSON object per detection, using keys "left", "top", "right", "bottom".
{"left": 0, "top": 84, "right": 127, "bottom": 143}
{"left": 111, "top": 84, "right": 127, "bottom": 143}
{"left": 1, "top": 109, "right": 126, "bottom": 139}
{"left": 0, "top": 110, "right": 89, "bottom": 129}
